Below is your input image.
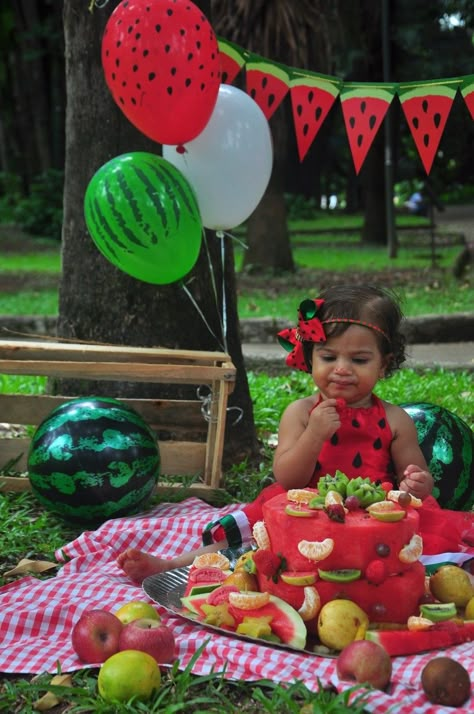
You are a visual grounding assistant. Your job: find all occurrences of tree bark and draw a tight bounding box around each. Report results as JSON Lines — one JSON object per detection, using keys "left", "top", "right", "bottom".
{"left": 58, "top": 0, "right": 259, "bottom": 466}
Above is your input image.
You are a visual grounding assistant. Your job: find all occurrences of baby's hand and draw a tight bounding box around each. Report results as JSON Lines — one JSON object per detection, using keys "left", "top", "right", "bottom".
{"left": 309, "top": 399, "right": 341, "bottom": 441}
{"left": 399, "top": 464, "right": 434, "bottom": 500}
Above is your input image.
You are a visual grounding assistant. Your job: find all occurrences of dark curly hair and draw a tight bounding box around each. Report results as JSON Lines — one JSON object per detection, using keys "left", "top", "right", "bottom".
{"left": 302, "top": 285, "right": 406, "bottom": 377}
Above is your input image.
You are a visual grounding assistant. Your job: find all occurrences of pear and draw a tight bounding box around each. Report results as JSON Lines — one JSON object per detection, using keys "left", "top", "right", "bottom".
{"left": 430, "top": 565, "right": 474, "bottom": 607}
{"left": 317, "top": 599, "right": 369, "bottom": 651}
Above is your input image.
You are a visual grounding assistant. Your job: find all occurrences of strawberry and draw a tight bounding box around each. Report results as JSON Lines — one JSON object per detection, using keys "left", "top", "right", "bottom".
{"left": 365, "top": 559, "right": 387, "bottom": 585}
{"left": 325, "top": 503, "right": 346, "bottom": 523}
{"left": 253, "top": 549, "right": 283, "bottom": 580}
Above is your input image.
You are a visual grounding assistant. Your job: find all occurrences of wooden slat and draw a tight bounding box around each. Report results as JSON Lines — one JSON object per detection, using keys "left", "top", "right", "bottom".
{"left": 0, "top": 359, "right": 236, "bottom": 385}
{"left": 0, "top": 394, "right": 206, "bottom": 431}
{"left": 0, "top": 340, "right": 233, "bottom": 366}
{"left": 0, "top": 439, "right": 207, "bottom": 477}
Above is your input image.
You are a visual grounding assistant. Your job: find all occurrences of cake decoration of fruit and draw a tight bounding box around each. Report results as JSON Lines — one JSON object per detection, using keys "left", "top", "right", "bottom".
{"left": 178, "top": 472, "right": 474, "bottom": 656}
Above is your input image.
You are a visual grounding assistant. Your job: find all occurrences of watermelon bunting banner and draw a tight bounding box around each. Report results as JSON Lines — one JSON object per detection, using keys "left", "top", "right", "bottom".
{"left": 245, "top": 53, "right": 291, "bottom": 121}
{"left": 340, "top": 82, "right": 396, "bottom": 175}
{"left": 398, "top": 78, "right": 461, "bottom": 175}
{"left": 290, "top": 70, "right": 341, "bottom": 162}
{"left": 218, "top": 37, "right": 474, "bottom": 175}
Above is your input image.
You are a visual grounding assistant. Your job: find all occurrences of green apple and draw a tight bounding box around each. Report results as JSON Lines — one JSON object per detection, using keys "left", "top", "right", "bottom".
{"left": 98, "top": 649, "right": 161, "bottom": 702}
{"left": 114, "top": 600, "right": 160, "bottom": 625}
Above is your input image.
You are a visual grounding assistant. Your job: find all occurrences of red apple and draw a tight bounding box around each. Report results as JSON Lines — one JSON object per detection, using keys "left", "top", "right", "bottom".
{"left": 118, "top": 618, "right": 176, "bottom": 664}
{"left": 336, "top": 640, "right": 392, "bottom": 690}
{"left": 71, "top": 609, "right": 123, "bottom": 664}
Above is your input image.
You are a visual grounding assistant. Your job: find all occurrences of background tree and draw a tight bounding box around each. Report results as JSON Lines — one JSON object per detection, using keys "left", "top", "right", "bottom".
{"left": 213, "top": 0, "right": 343, "bottom": 273}
{"left": 58, "top": 0, "right": 259, "bottom": 467}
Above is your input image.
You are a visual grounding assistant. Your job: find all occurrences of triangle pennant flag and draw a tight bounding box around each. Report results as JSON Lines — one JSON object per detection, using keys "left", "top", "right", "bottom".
{"left": 290, "top": 71, "right": 341, "bottom": 162}
{"left": 340, "top": 83, "right": 396, "bottom": 174}
{"left": 398, "top": 78, "right": 461, "bottom": 174}
{"left": 245, "top": 54, "right": 290, "bottom": 120}
{"left": 218, "top": 38, "right": 249, "bottom": 85}
{"left": 460, "top": 74, "right": 474, "bottom": 120}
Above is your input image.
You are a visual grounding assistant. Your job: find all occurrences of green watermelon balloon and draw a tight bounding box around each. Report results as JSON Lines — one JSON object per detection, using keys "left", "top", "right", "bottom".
{"left": 27, "top": 397, "right": 160, "bottom": 524}
{"left": 84, "top": 152, "right": 203, "bottom": 285}
{"left": 401, "top": 402, "right": 474, "bottom": 511}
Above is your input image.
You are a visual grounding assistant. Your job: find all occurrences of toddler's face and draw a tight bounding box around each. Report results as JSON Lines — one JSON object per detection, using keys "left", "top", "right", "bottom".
{"left": 311, "top": 325, "right": 389, "bottom": 407}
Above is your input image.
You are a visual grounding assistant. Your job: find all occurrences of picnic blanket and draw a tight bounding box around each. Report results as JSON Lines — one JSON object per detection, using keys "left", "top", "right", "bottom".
{"left": 0, "top": 497, "right": 473, "bottom": 714}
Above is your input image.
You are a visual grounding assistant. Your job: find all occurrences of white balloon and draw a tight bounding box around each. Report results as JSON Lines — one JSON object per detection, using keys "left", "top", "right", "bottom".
{"left": 163, "top": 85, "right": 273, "bottom": 231}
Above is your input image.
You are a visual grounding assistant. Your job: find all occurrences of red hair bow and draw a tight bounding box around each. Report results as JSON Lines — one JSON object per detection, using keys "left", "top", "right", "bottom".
{"left": 277, "top": 299, "right": 326, "bottom": 372}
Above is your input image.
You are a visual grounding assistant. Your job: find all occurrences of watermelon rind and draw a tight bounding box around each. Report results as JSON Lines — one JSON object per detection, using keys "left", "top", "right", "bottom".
{"left": 397, "top": 81, "right": 459, "bottom": 103}
{"left": 341, "top": 86, "right": 395, "bottom": 104}
{"left": 246, "top": 58, "right": 290, "bottom": 84}
{"left": 290, "top": 74, "right": 340, "bottom": 99}
{"left": 460, "top": 74, "right": 474, "bottom": 98}
{"left": 217, "top": 38, "right": 248, "bottom": 68}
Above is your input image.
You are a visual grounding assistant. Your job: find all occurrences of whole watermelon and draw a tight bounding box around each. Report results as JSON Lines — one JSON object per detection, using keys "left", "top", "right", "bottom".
{"left": 27, "top": 397, "right": 160, "bottom": 524}
{"left": 401, "top": 402, "right": 474, "bottom": 511}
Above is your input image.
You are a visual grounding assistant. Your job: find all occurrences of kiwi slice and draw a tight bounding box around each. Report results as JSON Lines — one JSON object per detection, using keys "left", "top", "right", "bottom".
{"left": 420, "top": 602, "right": 458, "bottom": 622}
{"left": 318, "top": 568, "right": 361, "bottom": 583}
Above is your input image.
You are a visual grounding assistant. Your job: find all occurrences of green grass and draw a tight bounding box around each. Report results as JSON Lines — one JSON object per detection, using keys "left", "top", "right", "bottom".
{"left": 0, "top": 290, "right": 58, "bottom": 315}
{"left": 238, "top": 280, "right": 472, "bottom": 319}
{"left": 1, "top": 251, "right": 60, "bottom": 272}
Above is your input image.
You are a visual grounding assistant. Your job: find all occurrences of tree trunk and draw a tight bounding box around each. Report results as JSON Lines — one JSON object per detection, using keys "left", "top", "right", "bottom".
{"left": 359, "top": 129, "right": 386, "bottom": 245}
{"left": 59, "top": 0, "right": 259, "bottom": 466}
{"left": 243, "top": 108, "right": 294, "bottom": 273}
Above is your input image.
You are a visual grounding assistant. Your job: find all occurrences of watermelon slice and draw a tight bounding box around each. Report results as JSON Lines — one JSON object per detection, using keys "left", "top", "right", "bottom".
{"left": 340, "top": 83, "right": 395, "bottom": 175}
{"left": 229, "top": 594, "right": 307, "bottom": 649}
{"left": 245, "top": 54, "right": 290, "bottom": 120}
{"left": 290, "top": 72, "right": 341, "bottom": 162}
{"left": 398, "top": 79, "right": 461, "bottom": 174}
{"left": 217, "top": 38, "right": 249, "bottom": 85}
{"left": 460, "top": 74, "right": 474, "bottom": 121}
{"left": 366, "top": 620, "right": 474, "bottom": 657}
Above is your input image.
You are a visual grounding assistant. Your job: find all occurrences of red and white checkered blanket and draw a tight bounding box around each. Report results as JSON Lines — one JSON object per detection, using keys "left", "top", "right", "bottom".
{"left": 0, "top": 498, "right": 472, "bottom": 713}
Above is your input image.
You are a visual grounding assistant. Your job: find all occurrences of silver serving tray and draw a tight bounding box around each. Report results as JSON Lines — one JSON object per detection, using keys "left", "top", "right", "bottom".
{"left": 142, "top": 560, "right": 335, "bottom": 658}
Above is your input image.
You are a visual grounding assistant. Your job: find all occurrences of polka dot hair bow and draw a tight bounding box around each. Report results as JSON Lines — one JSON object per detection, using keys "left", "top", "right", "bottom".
{"left": 277, "top": 298, "right": 326, "bottom": 372}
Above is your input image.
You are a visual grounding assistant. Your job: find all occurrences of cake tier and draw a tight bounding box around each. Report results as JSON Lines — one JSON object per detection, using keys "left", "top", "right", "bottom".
{"left": 261, "top": 491, "right": 421, "bottom": 575}
{"left": 257, "top": 560, "right": 426, "bottom": 624}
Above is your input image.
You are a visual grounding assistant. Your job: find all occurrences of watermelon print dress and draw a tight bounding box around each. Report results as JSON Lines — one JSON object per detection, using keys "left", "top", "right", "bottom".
{"left": 202, "top": 395, "right": 474, "bottom": 557}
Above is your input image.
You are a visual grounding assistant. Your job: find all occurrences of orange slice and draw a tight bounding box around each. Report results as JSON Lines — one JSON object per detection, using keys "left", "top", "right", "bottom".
{"left": 298, "top": 586, "right": 321, "bottom": 621}
{"left": 399, "top": 534, "right": 423, "bottom": 563}
{"left": 387, "top": 490, "right": 422, "bottom": 508}
{"left": 287, "top": 489, "right": 315, "bottom": 504}
{"left": 324, "top": 490, "right": 344, "bottom": 507}
{"left": 192, "top": 552, "right": 231, "bottom": 571}
{"left": 298, "top": 538, "right": 334, "bottom": 562}
{"left": 252, "top": 521, "right": 270, "bottom": 550}
{"left": 407, "top": 615, "right": 434, "bottom": 631}
{"left": 228, "top": 591, "right": 270, "bottom": 610}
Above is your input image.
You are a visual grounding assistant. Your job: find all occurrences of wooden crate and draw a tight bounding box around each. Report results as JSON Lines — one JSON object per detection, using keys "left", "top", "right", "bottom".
{"left": 0, "top": 339, "right": 236, "bottom": 496}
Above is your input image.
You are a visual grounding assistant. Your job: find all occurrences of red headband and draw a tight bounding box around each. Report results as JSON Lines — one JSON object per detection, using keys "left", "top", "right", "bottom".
{"left": 277, "top": 299, "right": 390, "bottom": 373}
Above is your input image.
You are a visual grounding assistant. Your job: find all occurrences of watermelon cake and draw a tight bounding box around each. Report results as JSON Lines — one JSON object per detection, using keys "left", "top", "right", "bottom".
{"left": 253, "top": 485, "right": 426, "bottom": 625}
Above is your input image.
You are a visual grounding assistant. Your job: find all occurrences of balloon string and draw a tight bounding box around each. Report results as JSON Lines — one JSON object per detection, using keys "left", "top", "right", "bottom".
{"left": 218, "top": 232, "right": 228, "bottom": 347}
{"left": 203, "top": 230, "right": 228, "bottom": 353}
{"left": 220, "top": 229, "right": 248, "bottom": 251}
{"left": 180, "top": 280, "right": 225, "bottom": 352}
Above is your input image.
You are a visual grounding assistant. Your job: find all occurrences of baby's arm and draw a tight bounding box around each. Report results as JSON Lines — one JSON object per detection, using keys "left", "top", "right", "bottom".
{"left": 273, "top": 396, "right": 341, "bottom": 490}
{"left": 386, "top": 404, "right": 434, "bottom": 500}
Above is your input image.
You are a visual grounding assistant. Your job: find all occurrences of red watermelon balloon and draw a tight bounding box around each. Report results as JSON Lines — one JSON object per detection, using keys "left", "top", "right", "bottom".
{"left": 102, "top": 0, "right": 220, "bottom": 145}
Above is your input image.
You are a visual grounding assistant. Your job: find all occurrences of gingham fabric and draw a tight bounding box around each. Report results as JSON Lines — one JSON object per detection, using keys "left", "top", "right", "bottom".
{"left": 0, "top": 498, "right": 472, "bottom": 713}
